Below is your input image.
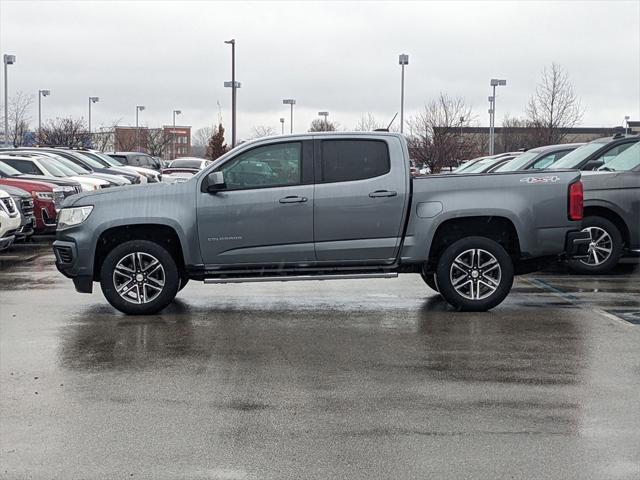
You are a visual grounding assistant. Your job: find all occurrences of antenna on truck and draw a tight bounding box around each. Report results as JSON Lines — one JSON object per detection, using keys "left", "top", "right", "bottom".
{"left": 374, "top": 112, "right": 398, "bottom": 132}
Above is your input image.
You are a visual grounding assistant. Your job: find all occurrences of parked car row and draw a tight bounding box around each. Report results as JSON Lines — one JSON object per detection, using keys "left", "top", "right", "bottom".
{"left": 449, "top": 134, "right": 640, "bottom": 274}
{"left": 0, "top": 147, "right": 164, "bottom": 239}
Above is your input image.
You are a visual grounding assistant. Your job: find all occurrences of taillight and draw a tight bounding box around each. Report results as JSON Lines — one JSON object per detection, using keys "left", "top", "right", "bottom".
{"left": 568, "top": 180, "right": 583, "bottom": 221}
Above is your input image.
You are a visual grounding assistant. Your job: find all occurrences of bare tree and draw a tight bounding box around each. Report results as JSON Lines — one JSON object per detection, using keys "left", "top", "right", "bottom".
{"left": 91, "top": 119, "right": 122, "bottom": 152}
{"left": 145, "top": 128, "right": 174, "bottom": 157}
{"left": 309, "top": 118, "right": 338, "bottom": 132}
{"left": 38, "top": 117, "right": 90, "bottom": 147}
{"left": 5, "top": 91, "right": 34, "bottom": 146}
{"left": 499, "top": 115, "right": 538, "bottom": 152}
{"left": 526, "top": 63, "right": 584, "bottom": 144}
{"left": 251, "top": 125, "right": 276, "bottom": 138}
{"left": 406, "top": 93, "right": 475, "bottom": 173}
{"left": 193, "top": 126, "right": 213, "bottom": 147}
{"left": 354, "top": 113, "right": 382, "bottom": 132}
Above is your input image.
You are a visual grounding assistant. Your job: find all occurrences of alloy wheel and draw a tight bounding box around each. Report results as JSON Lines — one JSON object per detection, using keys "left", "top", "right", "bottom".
{"left": 113, "top": 252, "right": 165, "bottom": 304}
{"left": 580, "top": 226, "right": 612, "bottom": 267}
{"left": 449, "top": 248, "right": 502, "bottom": 300}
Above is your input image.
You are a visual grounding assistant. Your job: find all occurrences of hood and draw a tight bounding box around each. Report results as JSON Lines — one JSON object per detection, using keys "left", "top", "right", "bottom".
{"left": 0, "top": 177, "right": 59, "bottom": 192}
{"left": 63, "top": 180, "right": 175, "bottom": 207}
{"left": 14, "top": 174, "right": 81, "bottom": 188}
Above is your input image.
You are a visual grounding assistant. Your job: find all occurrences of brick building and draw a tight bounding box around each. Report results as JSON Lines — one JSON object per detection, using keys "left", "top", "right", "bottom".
{"left": 163, "top": 125, "right": 191, "bottom": 160}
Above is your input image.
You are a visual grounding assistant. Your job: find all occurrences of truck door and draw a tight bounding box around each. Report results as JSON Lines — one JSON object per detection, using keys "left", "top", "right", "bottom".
{"left": 197, "top": 140, "right": 315, "bottom": 266}
{"left": 313, "top": 136, "right": 408, "bottom": 263}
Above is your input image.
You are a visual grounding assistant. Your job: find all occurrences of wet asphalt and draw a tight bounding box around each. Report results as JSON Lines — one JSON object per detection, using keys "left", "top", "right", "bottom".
{"left": 1, "top": 240, "right": 639, "bottom": 480}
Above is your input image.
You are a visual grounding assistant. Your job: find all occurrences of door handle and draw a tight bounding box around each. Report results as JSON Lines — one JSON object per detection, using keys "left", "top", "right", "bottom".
{"left": 279, "top": 195, "right": 308, "bottom": 204}
{"left": 369, "top": 190, "right": 398, "bottom": 198}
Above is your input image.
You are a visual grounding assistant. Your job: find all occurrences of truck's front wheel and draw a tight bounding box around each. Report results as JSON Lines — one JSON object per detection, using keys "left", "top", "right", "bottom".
{"left": 436, "top": 237, "right": 514, "bottom": 312}
{"left": 100, "top": 240, "right": 180, "bottom": 315}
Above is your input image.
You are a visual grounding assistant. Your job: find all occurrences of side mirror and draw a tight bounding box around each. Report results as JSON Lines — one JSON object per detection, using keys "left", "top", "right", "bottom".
{"left": 206, "top": 171, "right": 226, "bottom": 193}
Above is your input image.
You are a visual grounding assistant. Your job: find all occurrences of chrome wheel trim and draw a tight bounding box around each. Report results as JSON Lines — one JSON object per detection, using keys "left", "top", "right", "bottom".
{"left": 580, "top": 226, "right": 612, "bottom": 266}
{"left": 113, "top": 252, "right": 165, "bottom": 304}
{"left": 450, "top": 248, "right": 501, "bottom": 300}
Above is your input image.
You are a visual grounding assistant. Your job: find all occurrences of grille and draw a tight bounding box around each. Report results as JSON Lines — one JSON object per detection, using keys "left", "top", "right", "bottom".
{"left": 55, "top": 246, "right": 73, "bottom": 263}
{"left": 74, "top": 186, "right": 82, "bottom": 194}
{"left": 20, "top": 198, "right": 34, "bottom": 217}
{"left": 1, "top": 197, "right": 17, "bottom": 216}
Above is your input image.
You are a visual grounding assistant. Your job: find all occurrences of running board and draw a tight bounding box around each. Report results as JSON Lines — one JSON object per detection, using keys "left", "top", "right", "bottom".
{"left": 203, "top": 272, "right": 398, "bottom": 284}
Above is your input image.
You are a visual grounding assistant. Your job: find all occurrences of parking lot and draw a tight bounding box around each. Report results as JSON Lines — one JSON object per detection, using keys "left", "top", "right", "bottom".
{"left": 1, "top": 239, "right": 639, "bottom": 480}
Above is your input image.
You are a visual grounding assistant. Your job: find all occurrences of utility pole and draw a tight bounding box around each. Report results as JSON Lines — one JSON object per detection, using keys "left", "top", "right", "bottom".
{"left": 224, "top": 39, "right": 237, "bottom": 147}
{"left": 399, "top": 54, "right": 409, "bottom": 134}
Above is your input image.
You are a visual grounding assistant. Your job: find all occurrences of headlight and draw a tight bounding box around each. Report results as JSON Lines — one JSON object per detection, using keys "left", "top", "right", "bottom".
{"left": 57, "top": 206, "right": 93, "bottom": 231}
{"left": 61, "top": 186, "right": 75, "bottom": 193}
{"left": 34, "top": 191, "right": 54, "bottom": 200}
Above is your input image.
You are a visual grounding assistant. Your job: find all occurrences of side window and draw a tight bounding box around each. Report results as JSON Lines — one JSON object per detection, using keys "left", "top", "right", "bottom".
{"left": 3, "top": 159, "right": 41, "bottom": 175}
{"left": 220, "top": 142, "right": 301, "bottom": 190}
{"left": 135, "top": 155, "right": 150, "bottom": 166}
{"left": 320, "top": 140, "right": 390, "bottom": 183}
{"left": 594, "top": 143, "right": 634, "bottom": 164}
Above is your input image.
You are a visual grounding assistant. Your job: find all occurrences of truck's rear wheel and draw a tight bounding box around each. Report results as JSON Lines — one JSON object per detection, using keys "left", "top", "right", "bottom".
{"left": 567, "top": 216, "right": 623, "bottom": 275}
{"left": 100, "top": 240, "right": 179, "bottom": 315}
{"left": 436, "top": 237, "right": 513, "bottom": 312}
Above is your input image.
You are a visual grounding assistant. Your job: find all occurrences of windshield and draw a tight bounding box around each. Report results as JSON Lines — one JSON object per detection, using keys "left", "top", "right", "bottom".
{"left": 494, "top": 151, "right": 539, "bottom": 172}
{"left": 41, "top": 158, "right": 79, "bottom": 177}
{"left": 462, "top": 158, "right": 498, "bottom": 173}
{"left": 83, "top": 151, "right": 123, "bottom": 167}
{"left": 51, "top": 156, "right": 91, "bottom": 174}
{"left": 455, "top": 158, "right": 486, "bottom": 173}
{"left": 36, "top": 158, "right": 67, "bottom": 177}
{"left": 0, "top": 160, "right": 23, "bottom": 176}
{"left": 549, "top": 142, "right": 604, "bottom": 169}
{"left": 598, "top": 142, "right": 640, "bottom": 171}
{"left": 169, "top": 159, "right": 203, "bottom": 169}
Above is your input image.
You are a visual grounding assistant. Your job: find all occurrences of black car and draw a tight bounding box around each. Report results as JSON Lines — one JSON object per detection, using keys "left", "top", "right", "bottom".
{"left": 0, "top": 184, "right": 35, "bottom": 239}
{"left": 493, "top": 143, "right": 583, "bottom": 172}
{"left": 549, "top": 134, "right": 639, "bottom": 171}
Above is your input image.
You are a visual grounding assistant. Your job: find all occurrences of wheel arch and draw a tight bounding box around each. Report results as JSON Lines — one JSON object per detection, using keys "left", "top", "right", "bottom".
{"left": 583, "top": 205, "right": 630, "bottom": 248}
{"left": 93, "top": 223, "right": 186, "bottom": 281}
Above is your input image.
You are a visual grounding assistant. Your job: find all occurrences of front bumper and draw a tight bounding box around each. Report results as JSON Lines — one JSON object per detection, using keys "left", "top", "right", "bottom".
{"left": 53, "top": 238, "right": 94, "bottom": 293}
{"left": 565, "top": 230, "right": 591, "bottom": 259}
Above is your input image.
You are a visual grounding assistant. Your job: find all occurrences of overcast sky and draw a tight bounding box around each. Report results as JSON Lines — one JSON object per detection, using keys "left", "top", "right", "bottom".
{"left": 1, "top": 0, "right": 639, "bottom": 142}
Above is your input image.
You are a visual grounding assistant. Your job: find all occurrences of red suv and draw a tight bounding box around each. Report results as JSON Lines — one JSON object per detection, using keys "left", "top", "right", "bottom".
{"left": 0, "top": 176, "right": 63, "bottom": 232}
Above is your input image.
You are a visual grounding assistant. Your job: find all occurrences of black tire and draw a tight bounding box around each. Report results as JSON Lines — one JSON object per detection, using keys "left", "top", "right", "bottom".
{"left": 436, "top": 236, "right": 514, "bottom": 312}
{"left": 100, "top": 239, "right": 180, "bottom": 315}
{"left": 178, "top": 272, "right": 189, "bottom": 292}
{"left": 420, "top": 267, "right": 440, "bottom": 293}
{"left": 567, "top": 216, "right": 623, "bottom": 275}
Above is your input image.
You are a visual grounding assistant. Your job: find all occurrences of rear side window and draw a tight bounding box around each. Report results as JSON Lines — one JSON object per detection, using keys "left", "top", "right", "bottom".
{"left": 594, "top": 142, "right": 635, "bottom": 164}
{"left": 320, "top": 140, "right": 390, "bottom": 183}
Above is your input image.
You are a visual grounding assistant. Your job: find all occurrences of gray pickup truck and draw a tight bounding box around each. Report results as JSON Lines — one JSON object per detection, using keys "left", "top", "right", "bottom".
{"left": 53, "top": 133, "right": 589, "bottom": 315}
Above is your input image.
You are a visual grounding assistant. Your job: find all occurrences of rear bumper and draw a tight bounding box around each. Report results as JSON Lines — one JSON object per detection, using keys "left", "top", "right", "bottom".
{"left": 565, "top": 230, "right": 591, "bottom": 259}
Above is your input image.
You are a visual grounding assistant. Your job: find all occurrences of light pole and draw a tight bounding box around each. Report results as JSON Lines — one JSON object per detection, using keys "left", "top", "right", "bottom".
{"left": 135, "top": 105, "right": 145, "bottom": 151}
{"left": 489, "top": 78, "right": 506, "bottom": 155}
{"left": 280, "top": 117, "right": 285, "bottom": 134}
{"left": 624, "top": 115, "right": 630, "bottom": 135}
{"left": 224, "top": 39, "right": 238, "bottom": 148}
{"left": 283, "top": 99, "right": 296, "bottom": 133}
{"left": 318, "top": 111, "right": 329, "bottom": 130}
{"left": 399, "top": 54, "right": 409, "bottom": 134}
{"left": 172, "top": 109, "right": 181, "bottom": 160}
{"left": 88, "top": 96, "right": 99, "bottom": 144}
{"left": 3, "top": 54, "right": 16, "bottom": 147}
{"left": 38, "top": 89, "right": 50, "bottom": 141}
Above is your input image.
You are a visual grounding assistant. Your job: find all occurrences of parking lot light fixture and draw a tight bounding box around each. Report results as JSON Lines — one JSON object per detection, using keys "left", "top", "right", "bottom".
{"left": 398, "top": 54, "right": 409, "bottom": 134}
{"left": 38, "top": 89, "right": 51, "bottom": 142}
{"left": 488, "top": 78, "right": 506, "bottom": 155}
{"left": 283, "top": 99, "right": 296, "bottom": 134}
{"left": 88, "top": 96, "right": 99, "bottom": 139}
{"left": 280, "top": 117, "right": 285, "bottom": 134}
{"left": 3, "top": 54, "right": 16, "bottom": 147}
{"left": 318, "top": 111, "right": 329, "bottom": 130}
{"left": 224, "top": 39, "right": 238, "bottom": 148}
{"left": 172, "top": 109, "right": 182, "bottom": 160}
{"left": 624, "top": 115, "right": 630, "bottom": 135}
{"left": 135, "top": 105, "right": 145, "bottom": 151}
